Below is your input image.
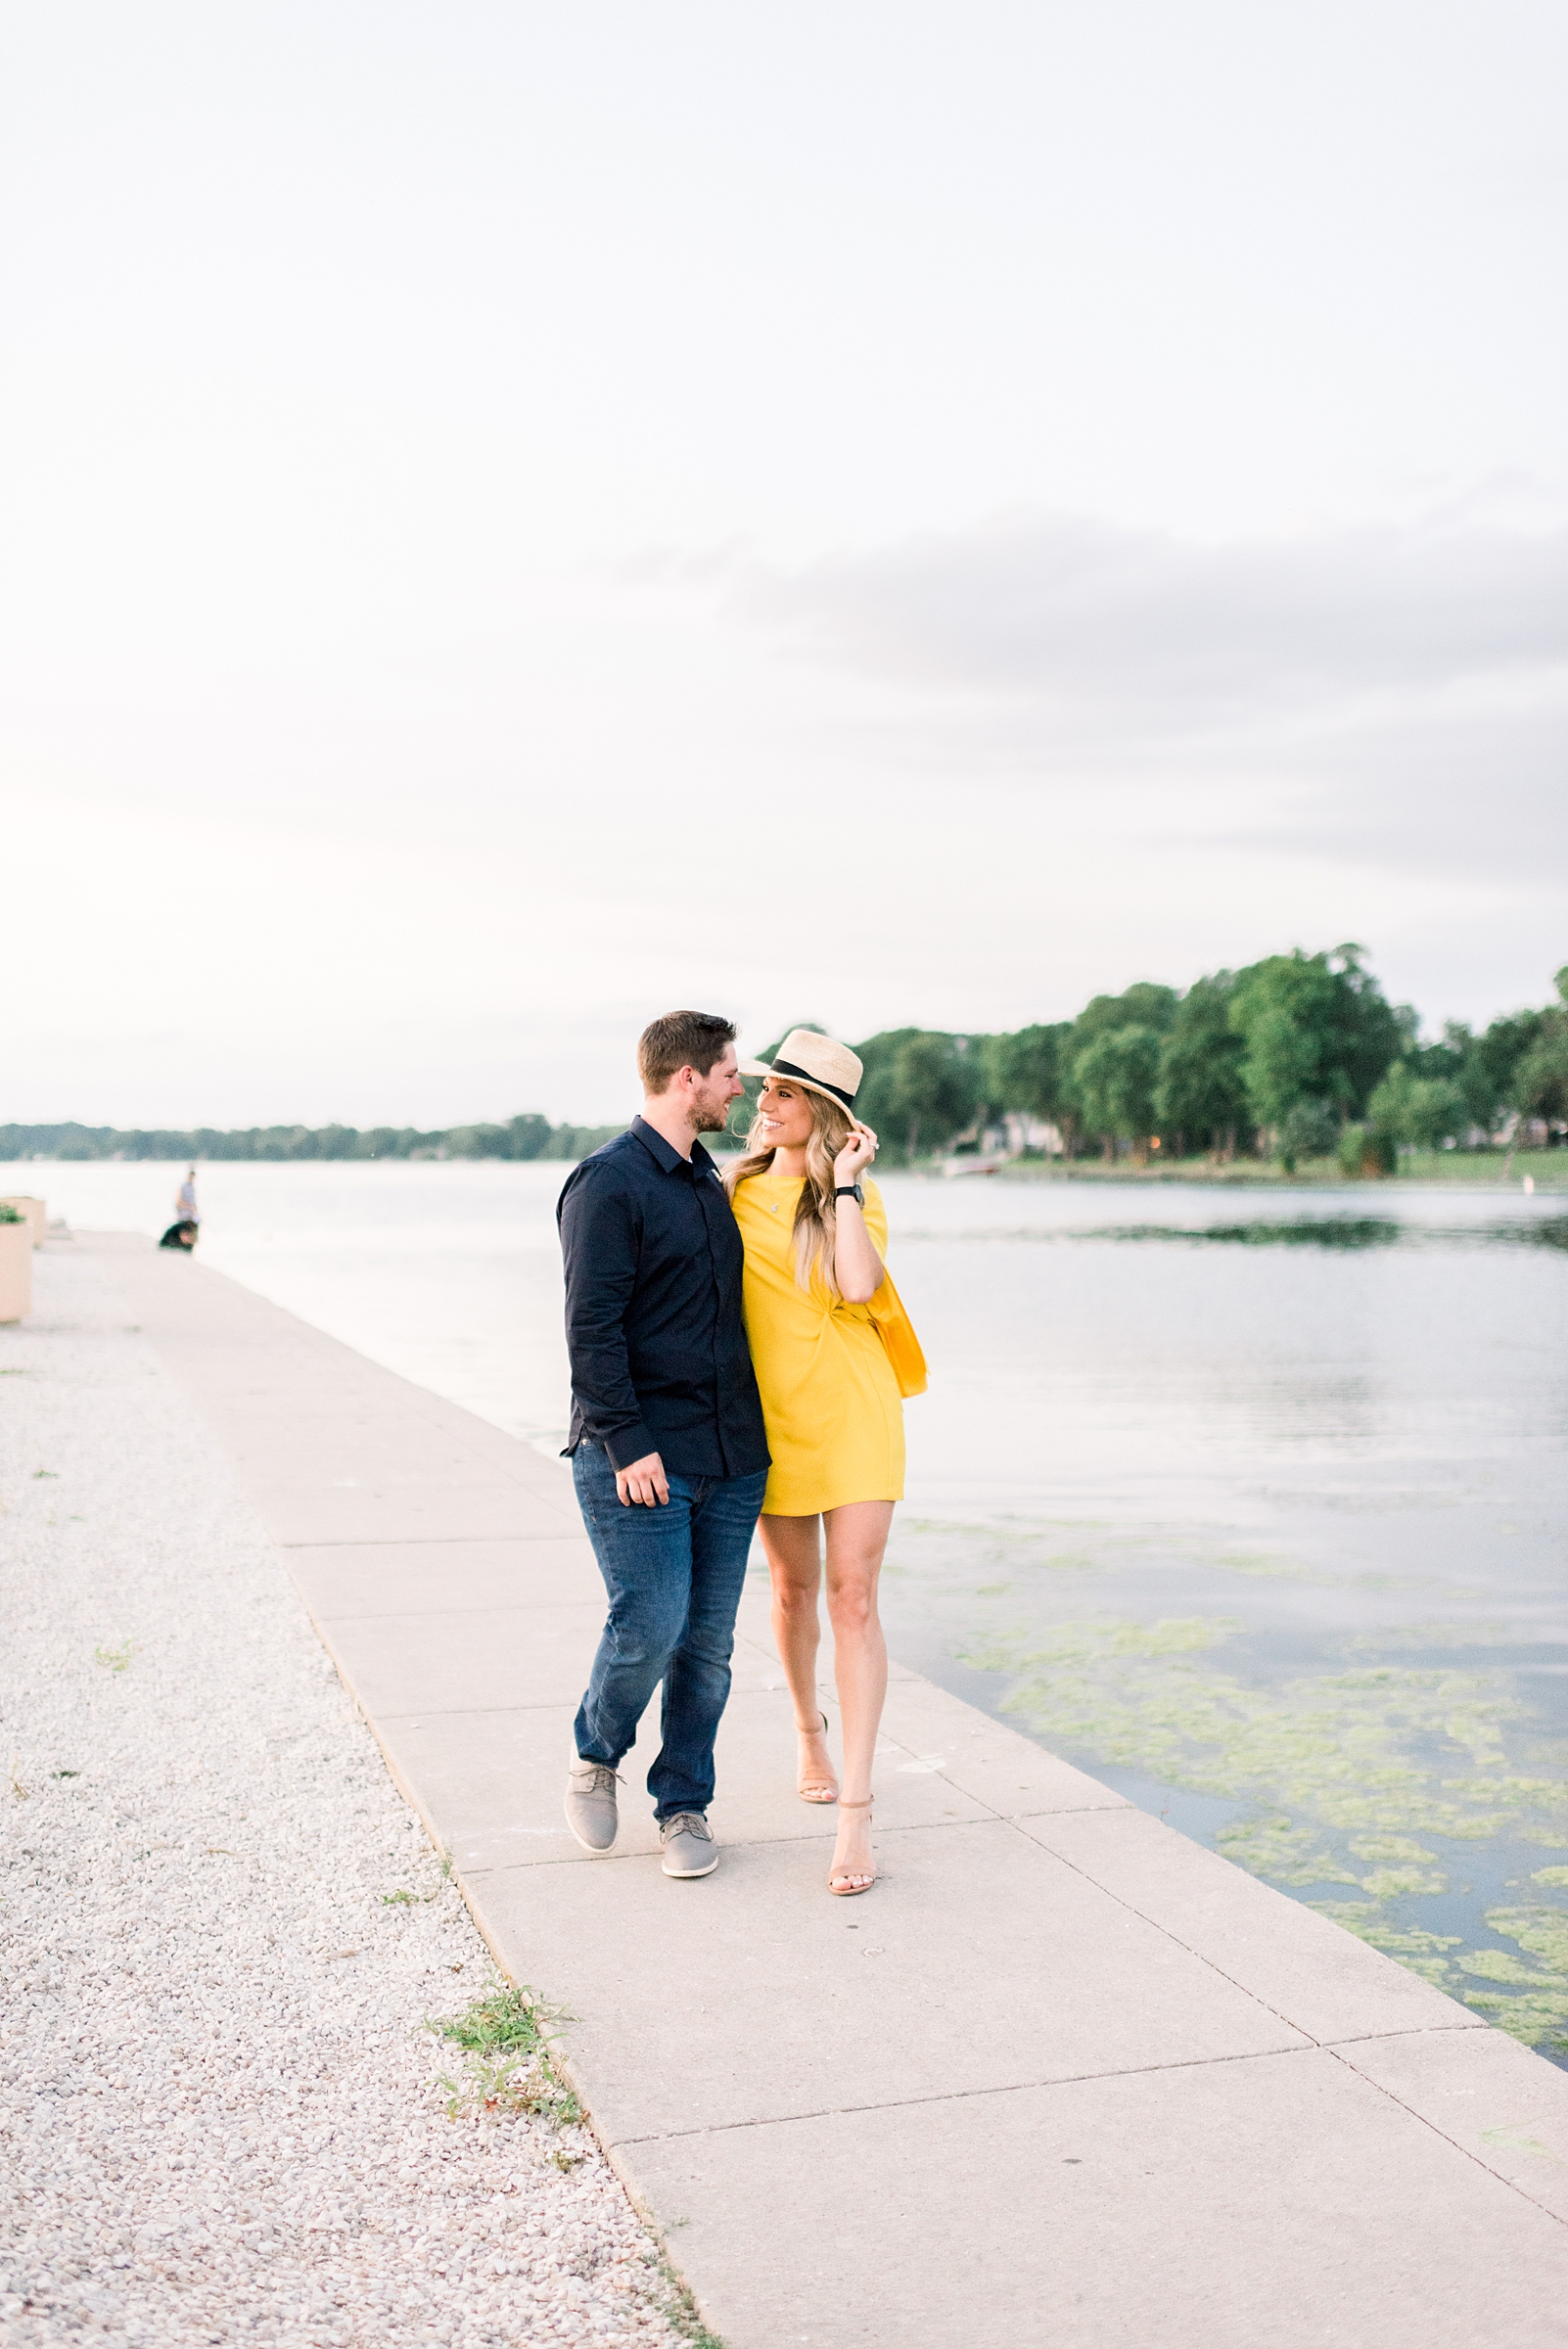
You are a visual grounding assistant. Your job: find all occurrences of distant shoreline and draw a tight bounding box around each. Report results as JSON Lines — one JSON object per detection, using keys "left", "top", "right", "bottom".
{"left": 978, "top": 1150, "right": 1566, "bottom": 1191}
{"left": 3, "top": 1145, "right": 1561, "bottom": 1193}
{"left": 0, "top": 1114, "right": 623, "bottom": 1168}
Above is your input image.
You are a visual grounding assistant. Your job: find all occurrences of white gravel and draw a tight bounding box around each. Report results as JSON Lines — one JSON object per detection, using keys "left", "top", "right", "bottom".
{"left": 0, "top": 1244, "right": 696, "bottom": 2349}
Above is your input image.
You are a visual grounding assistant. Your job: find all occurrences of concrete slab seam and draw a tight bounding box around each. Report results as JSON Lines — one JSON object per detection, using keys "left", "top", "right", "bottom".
{"left": 607, "top": 2038, "right": 1328, "bottom": 2150}
{"left": 1319, "top": 2025, "right": 1489, "bottom": 2050}
{"left": 993, "top": 1814, "right": 1566, "bottom": 2228}
{"left": 1001, "top": 1803, "right": 1134, "bottom": 1821}
{"left": 1000, "top": 1802, "right": 1478, "bottom": 2048}
{"left": 992, "top": 1808, "right": 1337, "bottom": 2042}
{"left": 446, "top": 1801, "right": 1146, "bottom": 1877}
{"left": 458, "top": 1807, "right": 1137, "bottom": 1878}
{"left": 1321, "top": 2042, "right": 1568, "bottom": 2232}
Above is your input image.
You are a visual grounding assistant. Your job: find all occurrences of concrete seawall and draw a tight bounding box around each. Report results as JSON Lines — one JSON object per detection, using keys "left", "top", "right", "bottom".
{"left": 83, "top": 1232, "right": 1568, "bottom": 2346}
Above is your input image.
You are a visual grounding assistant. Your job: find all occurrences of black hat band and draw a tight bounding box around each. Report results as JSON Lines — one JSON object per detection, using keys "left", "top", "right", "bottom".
{"left": 768, "top": 1056, "right": 857, "bottom": 1109}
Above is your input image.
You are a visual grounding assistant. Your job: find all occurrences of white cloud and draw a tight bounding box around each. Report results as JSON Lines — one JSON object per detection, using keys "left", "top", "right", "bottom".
{"left": 734, "top": 512, "right": 1568, "bottom": 722}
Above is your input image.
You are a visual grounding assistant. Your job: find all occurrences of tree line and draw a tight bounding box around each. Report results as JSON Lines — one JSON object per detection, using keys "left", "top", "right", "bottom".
{"left": 0, "top": 1115, "right": 624, "bottom": 1165}
{"left": 5, "top": 948, "right": 1564, "bottom": 1170}
{"left": 809, "top": 946, "right": 1568, "bottom": 1169}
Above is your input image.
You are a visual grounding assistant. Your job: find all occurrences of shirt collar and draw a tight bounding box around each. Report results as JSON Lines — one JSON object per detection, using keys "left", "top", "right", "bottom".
{"left": 629, "top": 1114, "right": 715, "bottom": 1178}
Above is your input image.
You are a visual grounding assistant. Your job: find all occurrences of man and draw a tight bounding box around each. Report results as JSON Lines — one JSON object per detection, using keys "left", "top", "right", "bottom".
{"left": 557, "top": 1010, "right": 769, "bottom": 1878}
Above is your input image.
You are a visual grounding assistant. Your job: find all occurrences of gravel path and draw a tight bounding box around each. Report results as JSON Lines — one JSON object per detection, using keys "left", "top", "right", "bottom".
{"left": 0, "top": 1244, "right": 698, "bottom": 2349}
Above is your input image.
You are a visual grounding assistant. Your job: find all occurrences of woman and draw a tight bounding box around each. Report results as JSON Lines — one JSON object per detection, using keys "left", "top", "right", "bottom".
{"left": 726, "top": 1030, "right": 926, "bottom": 1896}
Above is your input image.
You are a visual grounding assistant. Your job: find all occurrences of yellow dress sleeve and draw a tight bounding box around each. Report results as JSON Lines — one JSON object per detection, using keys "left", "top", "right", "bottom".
{"left": 857, "top": 1180, "right": 928, "bottom": 1399}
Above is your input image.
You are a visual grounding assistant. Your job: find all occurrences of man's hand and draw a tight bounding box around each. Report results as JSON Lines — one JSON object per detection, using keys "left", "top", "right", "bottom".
{"left": 616, "top": 1451, "right": 669, "bottom": 1507}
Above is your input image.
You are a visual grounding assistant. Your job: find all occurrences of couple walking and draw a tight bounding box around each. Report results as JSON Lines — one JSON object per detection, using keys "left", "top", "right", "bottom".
{"left": 557, "top": 1011, "right": 926, "bottom": 1897}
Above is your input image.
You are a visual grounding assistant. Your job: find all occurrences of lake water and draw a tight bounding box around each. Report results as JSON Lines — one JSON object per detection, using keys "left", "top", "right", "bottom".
{"left": 14, "top": 1157, "right": 1568, "bottom": 2063}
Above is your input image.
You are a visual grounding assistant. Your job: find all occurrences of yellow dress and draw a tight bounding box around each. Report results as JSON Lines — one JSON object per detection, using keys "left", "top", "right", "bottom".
{"left": 731, "top": 1174, "right": 917, "bottom": 1517}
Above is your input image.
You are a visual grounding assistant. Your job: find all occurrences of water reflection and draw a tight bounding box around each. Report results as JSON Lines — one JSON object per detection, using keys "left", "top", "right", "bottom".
{"left": 1108, "top": 1217, "right": 1407, "bottom": 1248}
{"left": 934, "top": 1214, "right": 1568, "bottom": 1252}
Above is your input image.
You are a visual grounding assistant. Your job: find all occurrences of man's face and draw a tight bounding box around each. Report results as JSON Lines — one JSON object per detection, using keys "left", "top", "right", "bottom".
{"left": 690, "top": 1044, "right": 745, "bottom": 1134}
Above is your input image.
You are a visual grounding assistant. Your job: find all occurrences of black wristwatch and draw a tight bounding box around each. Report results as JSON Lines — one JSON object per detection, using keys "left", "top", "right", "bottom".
{"left": 835, "top": 1183, "right": 864, "bottom": 1205}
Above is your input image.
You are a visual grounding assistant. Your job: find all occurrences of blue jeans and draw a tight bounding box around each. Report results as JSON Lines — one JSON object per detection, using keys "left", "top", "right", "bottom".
{"left": 572, "top": 1441, "right": 768, "bottom": 1821}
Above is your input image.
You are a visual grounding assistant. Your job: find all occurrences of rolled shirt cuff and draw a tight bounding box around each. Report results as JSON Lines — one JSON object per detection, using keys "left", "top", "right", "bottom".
{"left": 602, "top": 1422, "right": 659, "bottom": 1473}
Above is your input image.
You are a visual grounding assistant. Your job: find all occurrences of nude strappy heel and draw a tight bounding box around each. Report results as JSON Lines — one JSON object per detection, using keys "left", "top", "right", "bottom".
{"left": 796, "top": 1710, "right": 839, "bottom": 1805}
{"left": 828, "top": 1798, "right": 875, "bottom": 1896}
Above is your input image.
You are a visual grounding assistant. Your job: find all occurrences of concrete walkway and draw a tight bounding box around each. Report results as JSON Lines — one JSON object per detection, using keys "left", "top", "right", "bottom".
{"left": 85, "top": 1233, "right": 1568, "bottom": 2347}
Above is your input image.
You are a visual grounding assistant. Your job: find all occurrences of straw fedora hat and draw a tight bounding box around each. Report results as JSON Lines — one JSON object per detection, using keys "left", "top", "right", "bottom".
{"left": 737, "top": 1029, "right": 863, "bottom": 1112}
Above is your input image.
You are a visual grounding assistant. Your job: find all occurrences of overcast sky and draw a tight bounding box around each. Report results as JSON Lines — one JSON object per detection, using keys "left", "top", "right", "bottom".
{"left": 3, "top": 2, "right": 1564, "bottom": 1128}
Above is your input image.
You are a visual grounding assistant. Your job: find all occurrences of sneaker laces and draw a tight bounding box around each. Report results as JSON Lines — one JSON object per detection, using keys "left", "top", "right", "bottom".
{"left": 575, "top": 1765, "right": 621, "bottom": 1797}
{"left": 661, "top": 1812, "right": 713, "bottom": 1841}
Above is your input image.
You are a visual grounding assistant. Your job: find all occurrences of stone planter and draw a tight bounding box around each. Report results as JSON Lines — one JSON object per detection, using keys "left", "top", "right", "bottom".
{"left": 0, "top": 1195, "right": 46, "bottom": 1246}
{"left": 0, "top": 1220, "right": 31, "bottom": 1322}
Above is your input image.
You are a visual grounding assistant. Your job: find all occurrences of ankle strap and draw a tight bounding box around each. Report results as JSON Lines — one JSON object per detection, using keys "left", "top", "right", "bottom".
{"left": 838, "top": 1797, "right": 873, "bottom": 1810}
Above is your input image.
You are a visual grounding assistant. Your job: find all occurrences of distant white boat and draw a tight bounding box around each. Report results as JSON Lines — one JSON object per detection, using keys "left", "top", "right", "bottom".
{"left": 940, "top": 1154, "right": 1006, "bottom": 1178}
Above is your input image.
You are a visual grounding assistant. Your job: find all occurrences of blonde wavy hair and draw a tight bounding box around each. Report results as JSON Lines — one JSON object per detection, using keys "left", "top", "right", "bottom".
{"left": 724, "top": 1085, "right": 856, "bottom": 1295}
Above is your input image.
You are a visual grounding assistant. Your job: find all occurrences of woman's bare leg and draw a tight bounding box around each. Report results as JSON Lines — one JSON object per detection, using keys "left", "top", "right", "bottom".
{"left": 759, "top": 1513, "right": 836, "bottom": 1796}
{"left": 823, "top": 1500, "right": 894, "bottom": 1889}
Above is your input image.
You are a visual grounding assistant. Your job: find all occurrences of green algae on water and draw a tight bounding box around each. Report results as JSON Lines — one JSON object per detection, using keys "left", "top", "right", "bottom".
{"left": 962, "top": 1612, "right": 1568, "bottom": 2050}
{"left": 1216, "top": 1817, "right": 1355, "bottom": 1887}
{"left": 1315, "top": 1890, "right": 1568, "bottom": 2057}
{"left": 960, "top": 1616, "right": 1535, "bottom": 1842}
{"left": 1313, "top": 1907, "right": 1464, "bottom": 1991}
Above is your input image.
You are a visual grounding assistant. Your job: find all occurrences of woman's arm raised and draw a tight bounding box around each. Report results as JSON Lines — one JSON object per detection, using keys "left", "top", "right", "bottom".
{"left": 832, "top": 1123, "right": 886, "bottom": 1304}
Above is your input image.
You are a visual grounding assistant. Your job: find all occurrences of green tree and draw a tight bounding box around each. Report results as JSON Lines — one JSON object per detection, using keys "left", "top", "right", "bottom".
{"left": 1154, "top": 974, "right": 1249, "bottom": 1157}
{"left": 1337, "top": 1123, "right": 1398, "bottom": 1178}
{"left": 888, "top": 1033, "right": 979, "bottom": 1159}
{"left": 1365, "top": 1064, "right": 1466, "bottom": 1151}
{"left": 1276, "top": 1097, "right": 1342, "bottom": 1170}
{"left": 1513, "top": 966, "right": 1568, "bottom": 1128}
{"left": 1467, "top": 1007, "right": 1545, "bottom": 1130}
{"left": 1071, "top": 1024, "right": 1164, "bottom": 1163}
{"left": 1073, "top": 982, "right": 1179, "bottom": 1045}
{"left": 853, "top": 1029, "right": 981, "bottom": 1159}
{"left": 504, "top": 1114, "right": 553, "bottom": 1160}
{"left": 1063, "top": 984, "right": 1176, "bottom": 1160}
{"left": 1409, "top": 1023, "right": 1468, "bottom": 1085}
{"left": 984, "top": 1023, "right": 1073, "bottom": 1138}
{"left": 853, "top": 1028, "right": 930, "bottom": 1149}
{"left": 1228, "top": 944, "right": 1405, "bottom": 1149}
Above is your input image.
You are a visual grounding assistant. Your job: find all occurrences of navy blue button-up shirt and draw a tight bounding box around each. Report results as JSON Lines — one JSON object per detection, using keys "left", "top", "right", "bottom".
{"left": 557, "top": 1117, "right": 770, "bottom": 1480}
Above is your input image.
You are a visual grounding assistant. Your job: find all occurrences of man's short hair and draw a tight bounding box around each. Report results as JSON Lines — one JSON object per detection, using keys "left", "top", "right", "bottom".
{"left": 637, "top": 1010, "right": 737, "bottom": 1094}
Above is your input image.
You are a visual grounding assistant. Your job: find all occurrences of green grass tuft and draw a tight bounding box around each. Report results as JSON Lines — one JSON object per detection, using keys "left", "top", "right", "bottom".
{"left": 651, "top": 2247, "right": 727, "bottom": 2348}
{"left": 428, "top": 1982, "right": 582, "bottom": 2127}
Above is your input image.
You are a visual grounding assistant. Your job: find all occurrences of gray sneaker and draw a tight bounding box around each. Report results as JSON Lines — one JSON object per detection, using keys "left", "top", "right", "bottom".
{"left": 564, "top": 1759, "right": 621, "bottom": 1853}
{"left": 660, "top": 1812, "right": 717, "bottom": 1878}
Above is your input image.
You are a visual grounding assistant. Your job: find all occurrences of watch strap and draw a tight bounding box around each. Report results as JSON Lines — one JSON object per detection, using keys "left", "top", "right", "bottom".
{"left": 834, "top": 1183, "right": 864, "bottom": 1204}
